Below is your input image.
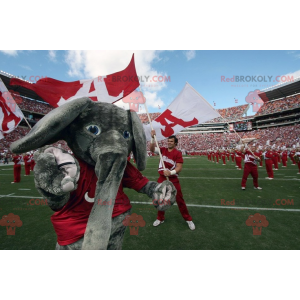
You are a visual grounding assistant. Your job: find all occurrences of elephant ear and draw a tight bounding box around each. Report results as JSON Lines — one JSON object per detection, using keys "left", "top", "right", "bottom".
{"left": 130, "top": 111, "right": 147, "bottom": 171}
{"left": 10, "top": 97, "right": 91, "bottom": 154}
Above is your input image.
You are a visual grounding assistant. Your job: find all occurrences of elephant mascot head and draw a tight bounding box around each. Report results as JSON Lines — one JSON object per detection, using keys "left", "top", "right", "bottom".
{"left": 10, "top": 97, "right": 147, "bottom": 249}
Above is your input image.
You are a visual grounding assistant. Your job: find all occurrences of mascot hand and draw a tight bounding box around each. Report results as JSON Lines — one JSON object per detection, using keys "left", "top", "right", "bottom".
{"left": 152, "top": 181, "right": 177, "bottom": 211}
{"left": 33, "top": 146, "right": 80, "bottom": 211}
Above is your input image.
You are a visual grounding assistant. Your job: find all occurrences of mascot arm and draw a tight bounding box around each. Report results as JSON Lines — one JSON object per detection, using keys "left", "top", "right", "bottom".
{"left": 122, "top": 162, "right": 177, "bottom": 211}
{"left": 33, "top": 146, "right": 80, "bottom": 212}
{"left": 138, "top": 181, "right": 177, "bottom": 212}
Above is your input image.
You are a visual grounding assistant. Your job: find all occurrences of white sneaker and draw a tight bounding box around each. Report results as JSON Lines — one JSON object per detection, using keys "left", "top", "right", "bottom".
{"left": 241, "top": 187, "right": 246, "bottom": 190}
{"left": 297, "top": 173, "right": 300, "bottom": 174}
{"left": 186, "top": 221, "right": 195, "bottom": 230}
{"left": 153, "top": 219, "right": 164, "bottom": 227}
{"left": 254, "top": 187, "right": 262, "bottom": 190}
{"left": 268, "top": 178, "right": 274, "bottom": 180}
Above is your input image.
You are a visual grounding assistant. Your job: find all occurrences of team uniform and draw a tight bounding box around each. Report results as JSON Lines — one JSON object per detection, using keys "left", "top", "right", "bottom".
{"left": 23, "top": 154, "right": 31, "bottom": 175}
{"left": 282, "top": 150, "right": 288, "bottom": 167}
{"left": 155, "top": 147, "right": 192, "bottom": 222}
{"left": 30, "top": 154, "right": 35, "bottom": 171}
{"left": 230, "top": 151, "right": 235, "bottom": 162}
{"left": 12, "top": 155, "right": 22, "bottom": 183}
{"left": 235, "top": 150, "right": 243, "bottom": 170}
{"left": 241, "top": 150, "right": 260, "bottom": 189}
{"left": 53, "top": 159, "right": 149, "bottom": 249}
{"left": 295, "top": 151, "right": 300, "bottom": 174}
{"left": 264, "top": 150, "right": 274, "bottom": 179}
{"left": 289, "top": 150, "right": 296, "bottom": 165}
{"left": 254, "top": 151, "right": 263, "bottom": 167}
{"left": 221, "top": 152, "right": 226, "bottom": 165}
{"left": 272, "top": 151, "right": 279, "bottom": 170}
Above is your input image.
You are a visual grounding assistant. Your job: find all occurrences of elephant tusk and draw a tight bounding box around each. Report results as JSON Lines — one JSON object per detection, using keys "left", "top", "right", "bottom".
{"left": 84, "top": 192, "right": 95, "bottom": 203}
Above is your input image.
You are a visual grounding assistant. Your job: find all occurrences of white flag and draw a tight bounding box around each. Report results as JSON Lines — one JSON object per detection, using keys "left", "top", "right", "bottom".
{"left": 143, "top": 82, "right": 220, "bottom": 141}
{"left": 0, "top": 79, "right": 24, "bottom": 140}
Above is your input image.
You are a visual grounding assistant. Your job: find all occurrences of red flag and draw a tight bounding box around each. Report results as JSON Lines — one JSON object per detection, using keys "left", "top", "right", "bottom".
{"left": 10, "top": 54, "right": 140, "bottom": 107}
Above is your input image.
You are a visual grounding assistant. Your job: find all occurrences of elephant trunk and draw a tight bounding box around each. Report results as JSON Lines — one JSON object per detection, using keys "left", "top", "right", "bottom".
{"left": 81, "top": 131, "right": 128, "bottom": 250}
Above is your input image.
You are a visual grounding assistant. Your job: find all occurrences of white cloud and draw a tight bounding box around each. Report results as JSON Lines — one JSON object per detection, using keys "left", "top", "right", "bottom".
{"left": 48, "top": 50, "right": 57, "bottom": 62}
{"left": 0, "top": 50, "right": 19, "bottom": 56}
{"left": 277, "top": 69, "right": 300, "bottom": 84}
{"left": 184, "top": 50, "right": 196, "bottom": 61}
{"left": 65, "top": 50, "right": 169, "bottom": 110}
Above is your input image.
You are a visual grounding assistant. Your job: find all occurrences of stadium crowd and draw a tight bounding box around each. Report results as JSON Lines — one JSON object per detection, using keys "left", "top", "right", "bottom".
{"left": 146, "top": 124, "right": 300, "bottom": 152}
{"left": 206, "top": 104, "right": 249, "bottom": 123}
{"left": 256, "top": 94, "right": 300, "bottom": 116}
{"left": 18, "top": 97, "right": 52, "bottom": 115}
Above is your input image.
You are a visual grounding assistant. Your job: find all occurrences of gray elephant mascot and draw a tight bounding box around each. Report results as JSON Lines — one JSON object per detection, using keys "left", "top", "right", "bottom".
{"left": 10, "top": 97, "right": 176, "bottom": 250}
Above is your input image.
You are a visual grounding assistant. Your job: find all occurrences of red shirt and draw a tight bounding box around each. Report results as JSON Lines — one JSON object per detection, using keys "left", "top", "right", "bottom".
{"left": 264, "top": 151, "right": 273, "bottom": 159}
{"left": 235, "top": 150, "right": 242, "bottom": 157}
{"left": 23, "top": 155, "right": 30, "bottom": 164}
{"left": 12, "top": 155, "right": 22, "bottom": 165}
{"left": 244, "top": 150, "right": 257, "bottom": 166}
{"left": 51, "top": 158, "right": 149, "bottom": 246}
{"left": 158, "top": 147, "right": 183, "bottom": 179}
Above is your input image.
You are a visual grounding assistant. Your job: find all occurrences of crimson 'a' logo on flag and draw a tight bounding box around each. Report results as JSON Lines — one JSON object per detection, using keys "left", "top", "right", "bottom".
{"left": 155, "top": 109, "right": 198, "bottom": 137}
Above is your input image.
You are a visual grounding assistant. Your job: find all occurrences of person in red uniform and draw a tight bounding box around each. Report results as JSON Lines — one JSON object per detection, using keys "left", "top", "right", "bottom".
{"left": 282, "top": 149, "right": 288, "bottom": 167}
{"left": 221, "top": 150, "right": 226, "bottom": 165}
{"left": 216, "top": 149, "right": 219, "bottom": 164}
{"left": 30, "top": 153, "right": 35, "bottom": 171}
{"left": 289, "top": 149, "right": 296, "bottom": 165}
{"left": 254, "top": 148, "right": 263, "bottom": 168}
{"left": 264, "top": 146, "right": 274, "bottom": 180}
{"left": 294, "top": 148, "right": 300, "bottom": 174}
{"left": 230, "top": 150, "right": 235, "bottom": 163}
{"left": 272, "top": 150, "right": 279, "bottom": 170}
{"left": 241, "top": 145, "right": 262, "bottom": 190}
{"left": 11, "top": 154, "right": 23, "bottom": 183}
{"left": 226, "top": 150, "right": 230, "bottom": 161}
{"left": 235, "top": 148, "right": 243, "bottom": 170}
{"left": 23, "top": 152, "right": 31, "bottom": 176}
{"left": 278, "top": 150, "right": 281, "bottom": 164}
{"left": 150, "top": 130, "right": 195, "bottom": 230}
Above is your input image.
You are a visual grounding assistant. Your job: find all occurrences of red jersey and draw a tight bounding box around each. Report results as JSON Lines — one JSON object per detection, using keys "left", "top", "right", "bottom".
{"left": 264, "top": 150, "right": 274, "bottom": 160}
{"left": 235, "top": 150, "right": 242, "bottom": 157}
{"left": 244, "top": 150, "right": 257, "bottom": 166}
{"left": 23, "top": 155, "right": 30, "bottom": 164}
{"left": 12, "top": 155, "right": 22, "bottom": 165}
{"left": 51, "top": 158, "right": 149, "bottom": 246}
{"left": 158, "top": 147, "right": 183, "bottom": 179}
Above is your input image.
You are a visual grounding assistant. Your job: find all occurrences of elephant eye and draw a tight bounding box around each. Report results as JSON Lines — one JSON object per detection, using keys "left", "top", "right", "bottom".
{"left": 86, "top": 125, "right": 101, "bottom": 136}
{"left": 123, "top": 131, "right": 130, "bottom": 139}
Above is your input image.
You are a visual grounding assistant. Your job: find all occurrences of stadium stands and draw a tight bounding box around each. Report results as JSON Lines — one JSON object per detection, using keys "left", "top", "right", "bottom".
{"left": 256, "top": 94, "right": 300, "bottom": 116}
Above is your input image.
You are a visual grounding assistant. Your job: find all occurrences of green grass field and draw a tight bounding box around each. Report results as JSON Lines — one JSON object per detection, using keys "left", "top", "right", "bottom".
{"left": 0, "top": 156, "right": 300, "bottom": 250}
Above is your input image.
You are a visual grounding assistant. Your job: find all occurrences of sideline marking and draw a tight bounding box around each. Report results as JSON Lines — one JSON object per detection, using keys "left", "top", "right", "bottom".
{"left": 0, "top": 193, "right": 15, "bottom": 199}
{"left": 0, "top": 195, "right": 299, "bottom": 212}
{"left": 130, "top": 201, "right": 300, "bottom": 212}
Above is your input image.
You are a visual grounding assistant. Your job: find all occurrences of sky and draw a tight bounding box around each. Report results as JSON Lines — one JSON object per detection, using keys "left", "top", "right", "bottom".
{"left": 1, "top": 50, "right": 300, "bottom": 115}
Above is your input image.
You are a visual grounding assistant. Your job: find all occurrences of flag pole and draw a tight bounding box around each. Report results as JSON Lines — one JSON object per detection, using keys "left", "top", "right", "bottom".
{"left": 139, "top": 86, "right": 169, "bottom": 181}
